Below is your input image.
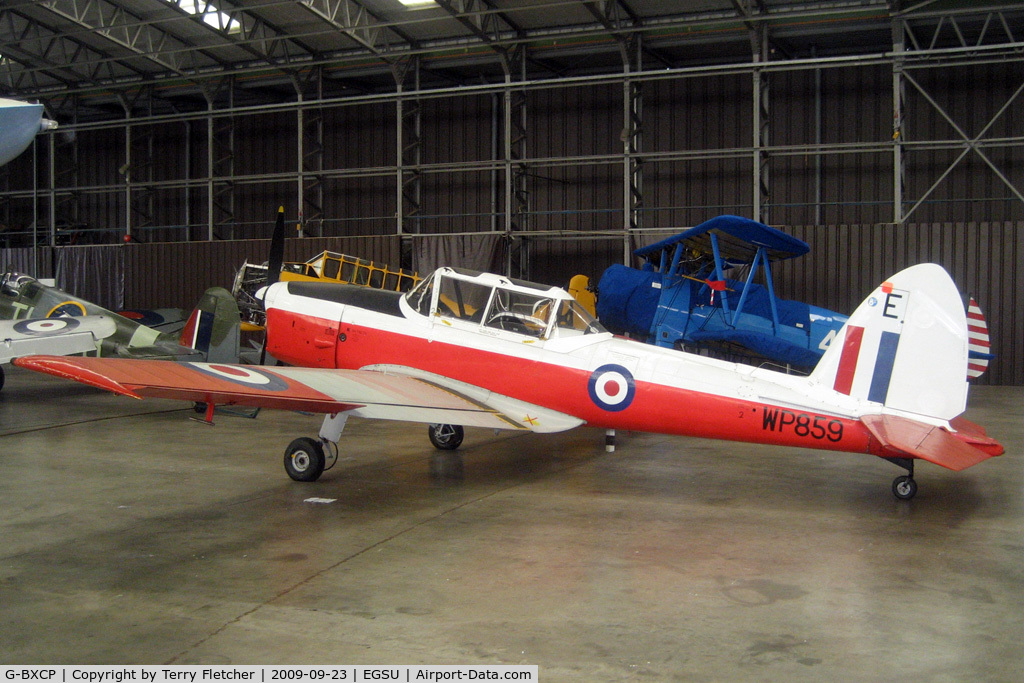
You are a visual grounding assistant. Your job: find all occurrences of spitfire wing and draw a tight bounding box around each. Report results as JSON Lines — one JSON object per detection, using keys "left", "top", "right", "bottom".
{"left": 12, "top": 355, "right": 541, "bottom": 431}
{"left": 0, "top": 316, "right": 117, "bottom": 364}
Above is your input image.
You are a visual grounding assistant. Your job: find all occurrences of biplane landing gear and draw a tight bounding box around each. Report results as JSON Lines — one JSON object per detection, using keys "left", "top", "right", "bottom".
{"left": 429, "top": 424, "right": 464, "bottom": 450}
{"left": 284, "top": 437, "right": 326, "bottom": 482}
{"left": 889, "top": 458, "right": 917, "bottom": 500}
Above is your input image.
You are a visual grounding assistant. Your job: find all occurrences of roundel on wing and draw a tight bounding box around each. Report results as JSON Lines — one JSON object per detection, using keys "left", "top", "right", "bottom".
{"left": 588, "top": 363, "right": 636, "bottom": 412}
{"left": 187, "top": 363, "right": 290, "bottom": 391}
{"left": 13, "top": 318, "right": 81, "bottom": 336}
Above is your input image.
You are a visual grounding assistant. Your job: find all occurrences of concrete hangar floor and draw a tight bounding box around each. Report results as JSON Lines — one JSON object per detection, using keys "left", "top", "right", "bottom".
{"left": 0, "top": 365, "right": 1022, "bottom": 680}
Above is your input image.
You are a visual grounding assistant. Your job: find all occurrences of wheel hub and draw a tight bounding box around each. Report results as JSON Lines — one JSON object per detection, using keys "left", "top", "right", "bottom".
{"left": 292, "top": 451, "right": 310, "bottom": 471}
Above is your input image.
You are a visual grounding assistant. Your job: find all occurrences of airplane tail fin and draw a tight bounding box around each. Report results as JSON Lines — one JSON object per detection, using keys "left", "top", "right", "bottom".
{"left": 179, "top": 287, "right": 241, "bottom": 363}
{"left": 966, "top": 297, "right": 993, "bottom": 379}
{"left": 810, "top": 263, "right": 969, "bottom": 422}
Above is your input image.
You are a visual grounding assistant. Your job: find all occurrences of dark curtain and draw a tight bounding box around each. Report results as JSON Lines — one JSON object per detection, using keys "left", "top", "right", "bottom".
{"left": 412, "top": 233, "right": 504, "bottom": 275}
{"left": 55, "top": 245, "right": 125, "bottom": 310}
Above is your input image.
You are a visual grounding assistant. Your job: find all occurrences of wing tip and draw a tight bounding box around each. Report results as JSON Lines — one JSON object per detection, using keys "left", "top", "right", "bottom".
{"left": 13, "top": 355, "right": 143, "bottom": 399}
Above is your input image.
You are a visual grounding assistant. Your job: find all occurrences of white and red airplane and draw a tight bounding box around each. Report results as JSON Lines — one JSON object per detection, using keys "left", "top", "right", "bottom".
{"left": 14, "top": 262, "right": 1003, "bottom": 500}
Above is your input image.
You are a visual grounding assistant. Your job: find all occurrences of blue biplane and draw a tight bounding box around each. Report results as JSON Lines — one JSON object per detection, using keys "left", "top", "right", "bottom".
{"left": 595, "top": 215, "right": 992, "bottom": 376}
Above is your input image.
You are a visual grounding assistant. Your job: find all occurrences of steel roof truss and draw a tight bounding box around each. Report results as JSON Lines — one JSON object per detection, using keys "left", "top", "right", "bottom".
{"left": 433, "top": 0, "right": 521, "bottom": 56}
{"left": 298, "top": 0, "right": 407, "bottom": 58}
{"left": 165, "top": 0, "right": 315, "bottom": 71}
{"left": 903, "top": 8, "right": 1021, "bottom": 52}
{"left": 0, "top": 6, "right": 139, "bottom": 89}
{"left": 37, "top": 0, "right": 201, "bottom": 77}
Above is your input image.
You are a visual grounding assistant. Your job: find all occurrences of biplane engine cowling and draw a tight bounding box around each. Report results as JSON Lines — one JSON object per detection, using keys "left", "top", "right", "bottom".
{"left": 595, "top": 264, "right": 661, "bottom": 338}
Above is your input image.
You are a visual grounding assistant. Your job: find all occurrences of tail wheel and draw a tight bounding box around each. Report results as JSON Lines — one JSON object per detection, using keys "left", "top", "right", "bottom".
{"left": 284, "top": 437, "right": 326, "bottom": 482}
{"left": 428, "top": 424, "right": 464, "bottom": 450}
{"left": 892, "top": 475, "right": 918, "bottom": 500}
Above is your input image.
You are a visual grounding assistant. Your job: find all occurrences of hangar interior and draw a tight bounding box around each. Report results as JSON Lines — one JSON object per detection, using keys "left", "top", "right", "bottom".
{"left": 2, "top": 0, "right": 1023, "bottom": 383}
{"left": 2, "top": 0, "right": 1024, "bottom": 676}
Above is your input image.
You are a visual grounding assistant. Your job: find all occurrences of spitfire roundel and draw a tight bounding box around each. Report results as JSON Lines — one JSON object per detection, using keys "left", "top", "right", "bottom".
{"left": 14, "top": 318, "right": 81, "bottom": 336}
{"left": 187, "top": 363, "right": 290, "bottom": 391}
{"left": 47, "top": 301, "right": 87, "bottom": 317}
{"left": 588, "top": 363, "right": 636, "bottom": 412}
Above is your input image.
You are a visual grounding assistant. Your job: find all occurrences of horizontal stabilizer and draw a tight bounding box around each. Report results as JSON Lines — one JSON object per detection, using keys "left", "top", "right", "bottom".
{"left": 0, "top": 315, "right": 117, "bottom": 364}
{"left": 861, "top": 414, "right": 1001, "bottom": 472}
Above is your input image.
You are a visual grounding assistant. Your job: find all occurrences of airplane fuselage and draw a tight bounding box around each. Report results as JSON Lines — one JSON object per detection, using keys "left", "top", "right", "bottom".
{"left": 264, "top": 278, "right": 880, "bottom": 458}
{"left": 11, "top": 264, "right": 1001, "bottom": 496}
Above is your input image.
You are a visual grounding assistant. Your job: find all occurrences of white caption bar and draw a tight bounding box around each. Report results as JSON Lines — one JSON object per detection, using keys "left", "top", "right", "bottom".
{"left": 0, "top": 666, "right": 538, "bottom": 683}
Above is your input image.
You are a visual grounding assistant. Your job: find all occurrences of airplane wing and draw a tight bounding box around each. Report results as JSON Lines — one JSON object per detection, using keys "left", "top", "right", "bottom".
{"left": 860, "top": 414, "right": 1002, "bottom": 471}
{"left": 0, "top": 316, "right": 118, "bottom": 365}
{"left": 11, "top": 355, "right": 576, "bottom": 432}
{"left": 633, "top": 215, "right": 810, "bottom": 267}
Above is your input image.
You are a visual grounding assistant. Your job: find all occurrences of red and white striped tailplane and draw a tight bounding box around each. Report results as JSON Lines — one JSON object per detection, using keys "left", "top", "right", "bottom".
{"left": 967, "top": 297, "right": 991, "bottom": 380}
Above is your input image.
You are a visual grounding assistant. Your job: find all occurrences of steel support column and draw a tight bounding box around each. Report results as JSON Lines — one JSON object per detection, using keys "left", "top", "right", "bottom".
{"left": 295, "top": 67, "right": 324, "bottom": 238}
{"left": 204, "top": 78, "right": 235, "bottom": 240}
{"left": 127, "top": 90, "right": 156, "bottom": 240}
{"left": 622, "top": 34, "right": 643, "bottom": 264}
{"left": 395, "top": 58, "right": 421, "bottom": 236}
{"left": 51, "top": 96, "right": 80, "bottom": 243}
{"left": 751, "top": 23, "right": 770, "bottom": 224}
{"left": 503, "top": 45, "right": 528, "bottom": 278}
{"left": 892, "top": 11, "right": 906, "bottom": 224}
{"left": 394, "top": 57, "right": 421, "bottom": 271}
{"left": 0, "top": 153, "right": 9, "bottom": 243}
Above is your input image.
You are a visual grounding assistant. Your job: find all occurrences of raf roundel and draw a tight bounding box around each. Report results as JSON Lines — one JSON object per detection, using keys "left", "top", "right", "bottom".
{"left": 187, "top": 363, "right": 290, "bottom": 391}
{"left": 47, "top": 301, "right": 88, "bottom": 317}
{"left": 588, "top": 363, "right": 636, "bottom": 412}
{"left": 14, "top": 318, "right": 81, "bottom": 336}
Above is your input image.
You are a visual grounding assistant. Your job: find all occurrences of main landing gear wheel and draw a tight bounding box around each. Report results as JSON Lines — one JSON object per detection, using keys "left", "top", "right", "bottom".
{"left": 284, "top": 437, "right": 326, "bottom": 482}
{"left": 428, "top": 424, "right": 464, "bottom": 450}
{"left": 892, "top": 475, "right": 918, "bottom": 500}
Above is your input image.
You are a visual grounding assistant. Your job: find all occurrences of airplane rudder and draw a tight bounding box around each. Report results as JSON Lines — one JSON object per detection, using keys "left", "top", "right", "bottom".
{"left": 183, "top": 287, "right": 241, "bottom": 362}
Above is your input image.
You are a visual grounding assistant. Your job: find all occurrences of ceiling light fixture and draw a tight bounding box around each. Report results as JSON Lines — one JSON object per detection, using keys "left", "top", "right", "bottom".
{"left": 167, "top": 0, "right": 241, "bottom": 34}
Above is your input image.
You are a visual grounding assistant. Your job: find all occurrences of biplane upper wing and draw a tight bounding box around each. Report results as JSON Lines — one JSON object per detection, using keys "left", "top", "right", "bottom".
{"left": 12, "top": 355, "right": 576, "bottom": 432}
{"left": 633, "top": 214, "right": 810, "bottom": 267}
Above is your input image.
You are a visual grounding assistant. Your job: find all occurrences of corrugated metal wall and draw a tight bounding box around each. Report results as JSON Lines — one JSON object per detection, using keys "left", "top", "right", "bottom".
{"left": 4, "top": 62, "right": 1022, "bottom": 239}
{"left": 644, "top": 73, "right": 753, "bottom": 226}
{"left": 121, "top": 235, "right": 401, "bottom": 311}
{"left": 1, "top": 222, "right": 1021, "bottom": 384}
{"left": 1, "top": 235, "right": 399, "bottom": 311}
{"left": 2, "top": 58, "right": 1023, "bottom": 383}
{"left": 770, "top": 222, "right": 1024, "bottom": 386}
{"left": 902, "top": 62, "right": 1024, "bottom": 224}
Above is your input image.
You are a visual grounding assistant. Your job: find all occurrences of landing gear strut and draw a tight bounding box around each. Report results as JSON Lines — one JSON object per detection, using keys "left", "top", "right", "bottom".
{"left": 889, "top": 458, "right": 917, "bottom": 500}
